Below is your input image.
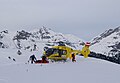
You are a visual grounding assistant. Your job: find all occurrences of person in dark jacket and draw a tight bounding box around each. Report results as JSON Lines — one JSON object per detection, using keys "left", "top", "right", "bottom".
{"left": 72, "top": 53, "right": 76, "bottom": 62}
{"left": 29, "top": 55, "right": 37, "bottom": 64}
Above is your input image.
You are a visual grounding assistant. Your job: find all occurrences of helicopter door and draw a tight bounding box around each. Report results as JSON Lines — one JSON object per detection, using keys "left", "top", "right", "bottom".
{"left": 58, "top": 50, "right": 67, "bottom": 58}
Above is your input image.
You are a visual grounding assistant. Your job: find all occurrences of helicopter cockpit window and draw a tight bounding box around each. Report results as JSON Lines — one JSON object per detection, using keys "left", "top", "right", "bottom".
{"left": 44, "top": 47, "right": 49, "bottom": 51}
{"left": 58, "top": 50, "right": 67, "bottom": 55}
{"left": 53, "top": 49, "right": 58, "bottom": 54}
{"left": 45, "top": 48, "right": 55, "bottom": 56}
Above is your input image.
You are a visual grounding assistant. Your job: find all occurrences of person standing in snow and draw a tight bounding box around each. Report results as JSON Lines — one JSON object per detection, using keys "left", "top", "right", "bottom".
{"left": 71, "top": 53, "right": 76, "bottom": 62}
{"left": 29, "top": 54, "right": 37, "bottom": 64}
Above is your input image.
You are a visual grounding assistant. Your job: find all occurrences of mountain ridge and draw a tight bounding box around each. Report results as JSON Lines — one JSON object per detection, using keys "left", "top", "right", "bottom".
{"left": 90, "top": 26, "right": 120, "bottom": 57}
{"left": 0, "top": 27, "right": 84, "bottom": 51}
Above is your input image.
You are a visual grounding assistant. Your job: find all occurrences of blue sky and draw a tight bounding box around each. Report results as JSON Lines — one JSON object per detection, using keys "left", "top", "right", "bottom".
{"left": 0, "top": 0, "right": 120, "bottom": 41}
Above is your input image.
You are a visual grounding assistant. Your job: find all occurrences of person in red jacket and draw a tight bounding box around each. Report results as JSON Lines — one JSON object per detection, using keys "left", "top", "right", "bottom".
{"left": 41, "top": 56, "right": 49, "bottom": 63}
{"left": 35, "top": 56, "right": 49, "bottom": 64}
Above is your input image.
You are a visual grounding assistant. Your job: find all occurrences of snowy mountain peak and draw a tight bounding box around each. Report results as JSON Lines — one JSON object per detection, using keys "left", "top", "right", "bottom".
{"left": 0, "top": 27, "right": 84, "bottom": 51}
{"left": 91, "top": 26, "right": 120, "bottom": 45}
{"left": 91, "top": 26, "right": 120, "bottom": 56}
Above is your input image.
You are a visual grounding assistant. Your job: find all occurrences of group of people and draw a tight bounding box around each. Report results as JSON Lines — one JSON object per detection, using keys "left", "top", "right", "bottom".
{"left": 28, "top": 55, "right": 49, "bottom": 64}
{"left": 28, "top": 53, "right": 76, "bottom": 64}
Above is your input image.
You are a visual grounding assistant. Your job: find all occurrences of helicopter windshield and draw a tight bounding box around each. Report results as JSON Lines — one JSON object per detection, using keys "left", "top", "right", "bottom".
{"left": 45, "top": 48, "right": 55, "bottom": 56}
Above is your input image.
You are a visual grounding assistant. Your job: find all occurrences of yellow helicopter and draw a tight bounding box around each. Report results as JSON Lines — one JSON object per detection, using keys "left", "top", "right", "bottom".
{"left": 43, "top": 41, "right": 90, "bottom": 61}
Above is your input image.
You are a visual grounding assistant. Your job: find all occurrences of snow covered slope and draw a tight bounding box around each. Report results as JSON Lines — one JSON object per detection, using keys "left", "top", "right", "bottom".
{"left": 0, "top": 56, "right": 120, "bottom": 83}
{"left": 0, "top": 47, "right": 120, "bottom": 83}
{"left": 90, "top": 26, "right": 120, "bottom": 56}
{"left": 0, "top": 44, "right": 120, "bottom": 83}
